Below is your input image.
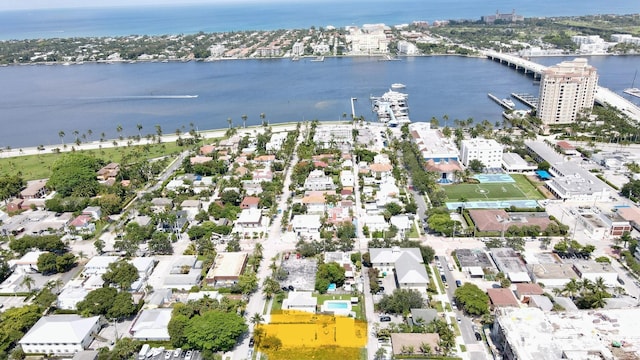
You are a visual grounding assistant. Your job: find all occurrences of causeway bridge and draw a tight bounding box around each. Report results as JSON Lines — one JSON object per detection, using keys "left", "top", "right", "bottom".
{"left": 483, "top": 51, "right": 640, "bottom": 123}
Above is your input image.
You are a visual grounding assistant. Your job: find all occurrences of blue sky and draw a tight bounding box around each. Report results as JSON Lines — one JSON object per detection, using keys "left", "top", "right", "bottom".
{"left": 0, "top": 0, "right": 302, "bottom": 11}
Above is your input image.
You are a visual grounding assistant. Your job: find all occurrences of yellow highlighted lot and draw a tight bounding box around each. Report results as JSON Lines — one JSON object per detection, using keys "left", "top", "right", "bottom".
{"left": 257, "top": 311, "right": 367, "bottom": 360}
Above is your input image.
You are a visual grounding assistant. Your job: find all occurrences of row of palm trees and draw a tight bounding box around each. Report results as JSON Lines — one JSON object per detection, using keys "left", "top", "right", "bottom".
{"left": 552, "top": 277, "right": 615, "bottom": 309}
{"left": 227, "top": 113, "right": 268, "bottom": 129}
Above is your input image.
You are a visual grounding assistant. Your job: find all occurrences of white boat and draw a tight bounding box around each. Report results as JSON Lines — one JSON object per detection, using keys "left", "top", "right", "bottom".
{"left": 391, "top": 83, "right": 406, "bottom": 89}
{"left": 502, "top": 98, "right": 515, "bottom": 108}
{"left": 624, "top": 88, "right": 640, "bottom": 98}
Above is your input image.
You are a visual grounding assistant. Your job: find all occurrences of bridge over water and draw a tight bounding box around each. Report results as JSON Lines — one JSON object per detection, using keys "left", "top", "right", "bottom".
{"left": 483, "top": 51, "right": 640, "bottom": 123}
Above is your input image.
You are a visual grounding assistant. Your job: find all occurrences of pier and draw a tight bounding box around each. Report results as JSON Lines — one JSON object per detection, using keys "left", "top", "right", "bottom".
{"left": 311, "top": 56, "right": 325, "bottom": 62}
{"left": 511, "top": 93, "right": 538, "bottom": 109}
{"left": 487, "top": 93, "right": 514, "bottom": 110}
{"left": 483, "top": 50, "right": 640, "bottom": 123}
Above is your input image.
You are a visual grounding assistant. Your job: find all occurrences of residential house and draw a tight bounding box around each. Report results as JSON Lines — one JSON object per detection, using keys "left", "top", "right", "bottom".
{"left": 252, "top": 168, "right": 273, "bottom": 182}
{"left": 190, "top": 155, "right": 213, "bottom": 164}
{"left": 82, "top": 206, "right": 102, "bottom": 220}
{"left": 83, "top": 256, "right": 119, "bottom": 276}
{"left": 68, "top": 215, "right": 95, "bottom": 234}
{"left": 19, "top": 315, "right": 102, "bottom": 355}
{"left": 129, "top": 308, "right": 173, "bottom": 341}
{"left": 291, "top": 214, "right": 322, "bottom": 240}
{"left": 390, "top": 333, "right": 440, "bottom": 358}
{"left": 572, "top": 261, "right": 618, "bottom": 287}
{"left": 235, "top": 208, "right": 265, "bottom": 235}
{"left": 205, "top": 252, "right": 248, "bottom": 287}
{"left": 150, "top": 198, "right": 173, "bottom": 213}
{"left": 8, "top": 250, "right": 46, "bottom": 273}
{"left": 369, "top": 247, "right": 424, "bottom": 287}
{"left": 282, "top": 291, "right": 318, "bottom": 313}
{"left": 487, "top": 288, "right": 520, "bottom": 309}
{"left": 254, "top": 154, "right": 276, "bottom": 165}
{"left": 390, "top": 215, "right": 411, "bottom": 239}
{"left": 96, "top": 163, "right": 120, "bottom": 182}
{"left": 395, "top": 253, "right": 430, "bottom": 292}
{"left": 57, "top": 281, "right": 89, "bottom": 310}
{"left": 301, "top": 193, "right": 326, "bottom": 214}
{"left": 199, "top": 144, "right": 216, "bottom": 155}
{"left": 240, "top": 196, "right": 261, "bottom": 210}
{"left": 162, "top": 256, "right": 203, "bottom": 290}
{"left": 340, "top": 170, "right": 355, "bottom": 187}
{"left": 514, "top": 283, "right": 544, "bottom": 302}
{"left": 180, "top": 199, "right": 202, "bottom": 220}
{"left": 304, "top": 169, "right": 335, "bottom": 191}
{"left": 362, "top": 215, "right": 390, "bottom": 233}
{"left": 20, "top": 179, "right": 48, "bottom": 199}
{"left": 242, "top": 180, "right": 263, "bottom": 196}
{"left": 157, "top": 210, "right": 188, "bottom": 233}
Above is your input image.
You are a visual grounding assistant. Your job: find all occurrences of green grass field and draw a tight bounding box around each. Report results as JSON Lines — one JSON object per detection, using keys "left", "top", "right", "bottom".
{"left": 443, "top": 174, "right": 543, "bottom": 201}
{"left": 0, "top": 142, "right": 185, "bottom": 181}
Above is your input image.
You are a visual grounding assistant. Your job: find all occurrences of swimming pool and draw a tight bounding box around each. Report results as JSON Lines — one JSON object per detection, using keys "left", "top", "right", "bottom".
{"left": 321, "top": 300, "right": 352, "bottom": 315}
{"left": 325, "top": 301, "right": 349, "bottom": 310}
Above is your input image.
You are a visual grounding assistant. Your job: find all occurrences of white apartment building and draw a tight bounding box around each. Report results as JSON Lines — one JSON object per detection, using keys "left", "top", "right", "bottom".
{"left": 291, "top": 42, "right": 305, "bottom": 56}
{"left": 460, "top": 138, "right": 503, "bottom": 169}
{"left": 397, "top": 40, "right": 418, "bottom": 55}
{"left": 537, "top": 58, "right": 598, "bottom": 127}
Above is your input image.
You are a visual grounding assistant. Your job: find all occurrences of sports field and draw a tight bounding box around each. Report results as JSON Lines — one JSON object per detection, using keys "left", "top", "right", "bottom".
{"left": 443, "top": 174, "right": 544, "bottom": 201}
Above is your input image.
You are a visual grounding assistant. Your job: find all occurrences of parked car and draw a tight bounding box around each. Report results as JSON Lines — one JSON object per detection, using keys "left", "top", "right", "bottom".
{"left": 249, "top": 337, "right": 255, "bottom": 347}
{"left": 441, "top": 274, "right": 447, "bottom": 282}
{"left": 455, "top": 280, "right": 462, "bottom": 287}
{"left": 281, "top": 287, "right": 289, "bottom": 292}
{"left": 475, "top": 332, "right": 482, "bottom": 341}
{"left": 185, "top": 351, "right": 193, "bottom": 360}
{"left": 288, "top": 285, "right": 295, "bottom": 291}
{"left": 380, "top": 316, "right": 391, "bottom": 322}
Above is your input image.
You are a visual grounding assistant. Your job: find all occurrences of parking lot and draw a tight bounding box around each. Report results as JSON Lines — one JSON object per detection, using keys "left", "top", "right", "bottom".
{"left": 280, "top": 256, "right": 317, "bottom": 291}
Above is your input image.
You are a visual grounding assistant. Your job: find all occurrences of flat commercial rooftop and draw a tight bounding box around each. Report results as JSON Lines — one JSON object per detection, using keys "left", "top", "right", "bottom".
{"left": 455, "top": 249, "right": 494, "bottom": 268}
{"left": 494, "top": 307, "right": 640, "bottom": 360}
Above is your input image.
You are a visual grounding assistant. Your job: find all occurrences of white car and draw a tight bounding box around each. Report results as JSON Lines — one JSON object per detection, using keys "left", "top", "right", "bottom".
{"left": 184, "top": 351, "right": 193, "bottom": 360}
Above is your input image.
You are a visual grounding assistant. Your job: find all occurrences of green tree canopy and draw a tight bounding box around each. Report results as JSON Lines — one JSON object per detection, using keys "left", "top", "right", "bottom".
{"left": 454, "top": 283, "right": 489, "bottom": 316}
{"left": 107, "top": 292, "right": 138, "bottom": 319}
{"left": 184, "top": 311, "right": 247, "bottom": 352}
{"left": 0, "top": 174, "right": 24, "bottom": 203}
{"left": 102, "top": 261, "right": 139, "bottom": 291}
{"left": 315, "top": 262, "right": 346, "bottom": 293}
{"left": 47, "top": 153, "right": 102, "bottom": 197}
{"left": 77, "top": 287, "right": 118, "bottom": 316}
{"left": 377, "top": 289, "right": 425, "bottom": 315}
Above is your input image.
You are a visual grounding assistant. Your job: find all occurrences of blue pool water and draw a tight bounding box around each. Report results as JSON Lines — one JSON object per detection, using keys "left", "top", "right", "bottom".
{"left": 325, "top": 301, "right": 349, "bottom": 310}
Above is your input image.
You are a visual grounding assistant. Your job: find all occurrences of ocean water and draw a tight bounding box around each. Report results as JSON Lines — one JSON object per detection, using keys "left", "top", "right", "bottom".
{"left": 0, "top": 0, "right": 639, "bottom": 40}
{"left": 0, "top": 55, "right": 637, "bottom": 148}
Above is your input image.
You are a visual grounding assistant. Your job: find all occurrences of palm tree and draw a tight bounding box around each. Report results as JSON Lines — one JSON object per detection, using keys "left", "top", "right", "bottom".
{"left": 58, "top": 130, "right": 65, "bottom": 146}
{"left": 136, "top": 123, "right": 143, "bottom": 137}
{"left": 260, "top": 112, "right": 267, "bottom": 126}
{"left": 250, "top": 313, "right": 264, "bottom": 326}
{"left": 254, "top": 243, "right": 263, "bottom": 259}
{"left": 78, "top": 251, "right": 86, "bottom": 261}
{"left": 21, "top": 275, "right": 35, "bottom": 292}
{"left": 227, "top": 117, "right": 233, "bottom": 129}
{"left": 419, "top": 342, "right": 432, "bottom": 356}
{"left": 564, "top": 278, "right": 580, "bottom": 299}
{"left": 593, "top": 277, "right": 607, "bottom": 294}
{"left": 241, "top": 114, "right": 248, "bottom": 128}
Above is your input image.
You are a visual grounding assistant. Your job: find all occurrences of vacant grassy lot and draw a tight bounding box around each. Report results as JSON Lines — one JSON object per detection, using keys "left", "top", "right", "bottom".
{"left": 0, "top": 142, "right": 184, "bottom": 180}
{"left": 443, "top": 175, "right": 543, "bottom": 201}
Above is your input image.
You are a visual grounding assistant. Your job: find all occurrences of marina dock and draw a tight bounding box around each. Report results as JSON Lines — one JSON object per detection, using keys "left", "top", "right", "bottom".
{"left": 511, "top": 93, "right": 539, "bottom": 109}
{"left": 487, "top": 93, "right": 514, "bottom": 110}
{"left": 311, "top": 56, "right": 325, "bottom": 62}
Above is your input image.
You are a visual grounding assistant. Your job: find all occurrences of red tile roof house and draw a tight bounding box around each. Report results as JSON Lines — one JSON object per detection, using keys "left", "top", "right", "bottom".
{"left": 68, "top": 215, "right": 95, "bottom": 234}
{"left": 96, "top": 163, "right": 120, "bottom": 182}
{"left": 240, "top": 196, "right": 260, "bottom": 210}
{"left": 487, "top": 288, "right": 520, "bottom": 309}
{"left": 515, "top": 283, "right": 544, "bottom": 302}
{"left": 199, "top": 144, "right": 215, "bottom": 155}
{"left": 20, "top": 179, "right": 48, "bottom": 200}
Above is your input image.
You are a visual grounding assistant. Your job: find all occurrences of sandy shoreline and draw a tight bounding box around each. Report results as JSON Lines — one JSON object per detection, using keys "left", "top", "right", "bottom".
{"left": 0, "top": 121, "right": 351, "bottom": 159}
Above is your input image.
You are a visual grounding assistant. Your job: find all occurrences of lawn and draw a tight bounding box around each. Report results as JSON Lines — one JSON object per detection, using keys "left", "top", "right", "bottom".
{"left": 314, "top": 293, "right": 365, "bottom": 321}
{"left": 443, "top": 175, "right": 543, "bottom": 202}
{"left": 0, "top": 141, "right": 185, "bottom": 181}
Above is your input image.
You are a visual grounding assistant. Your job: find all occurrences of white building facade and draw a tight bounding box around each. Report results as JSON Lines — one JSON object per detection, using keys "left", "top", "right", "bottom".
{"left": 537, "top": 58, "right": 598, "bottom": 127}
{"left": 460, "top": 138, "right": 503, "bottom": 169}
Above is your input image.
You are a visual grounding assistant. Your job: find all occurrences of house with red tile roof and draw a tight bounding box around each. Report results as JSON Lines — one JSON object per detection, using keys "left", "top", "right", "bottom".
{"left": 240, "top": 196, "right": 260, "bottom": 210}
{"left": 487, "top": 288, "right": 520, "bottom": 309}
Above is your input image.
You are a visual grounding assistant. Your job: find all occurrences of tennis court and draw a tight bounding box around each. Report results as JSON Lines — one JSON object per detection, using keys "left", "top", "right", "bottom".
{"left": 474, "top": 174, "right": 515, "bottom": 183}
{"left": 446, "top": 199, "right": 541, "bottom": 210}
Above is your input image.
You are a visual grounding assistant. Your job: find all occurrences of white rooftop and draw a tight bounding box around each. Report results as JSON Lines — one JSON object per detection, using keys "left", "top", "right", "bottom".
{"left": 494, "top": 307, "right": 640, "bottom": 360}
{"left": 19, "top": 315, "right": 100, "bottom": 345}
